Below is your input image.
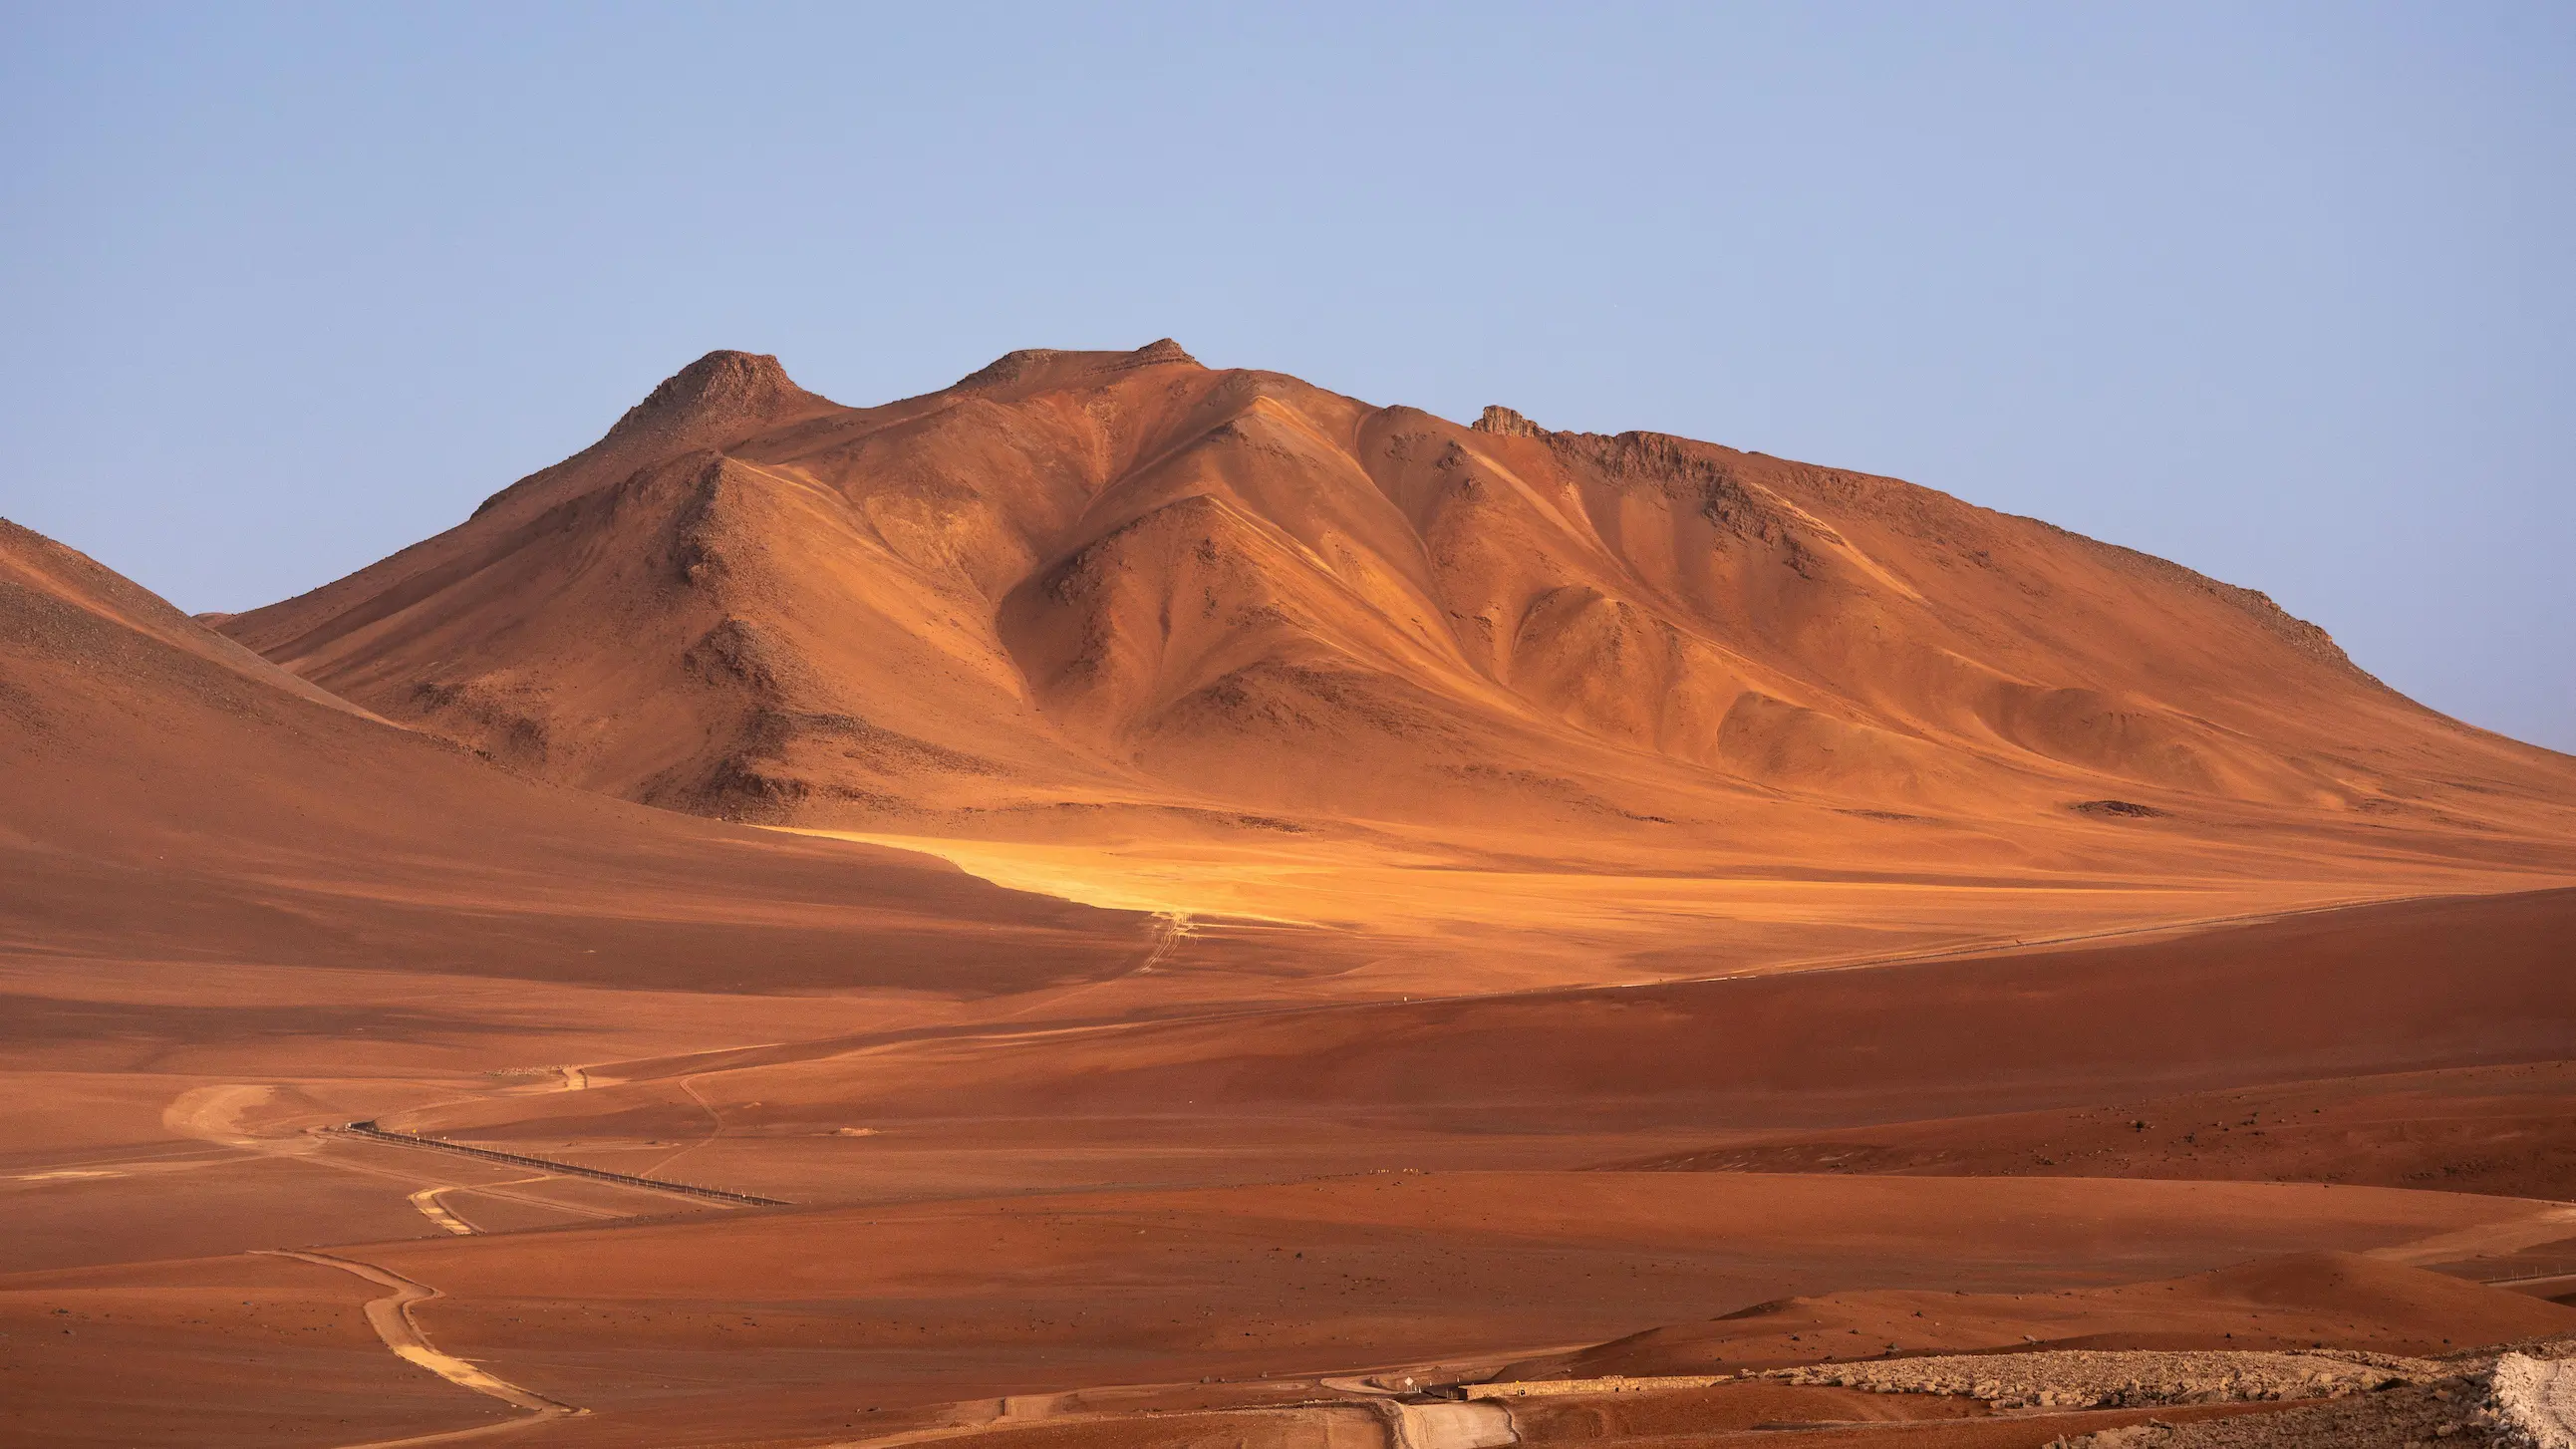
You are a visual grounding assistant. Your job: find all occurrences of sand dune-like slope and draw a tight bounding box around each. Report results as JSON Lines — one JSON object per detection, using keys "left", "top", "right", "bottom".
{"left": 1609, "top": 1059, "right": 2576, "bottom": 1201}
{"left": 1510, "top": 1251, "right": 2576, "bottom": 1379}
{"left": 10, "top": 1172, "right": 2546, "bottom": 1447}
{"left": 216, "top": 343, "right": 2576, "bottom": 870}
{"left": 405, "top": 887, "right": 2576, "bottom": 1155}
{"left": 0, "top": 516, "right": 1155, "bottom": 993}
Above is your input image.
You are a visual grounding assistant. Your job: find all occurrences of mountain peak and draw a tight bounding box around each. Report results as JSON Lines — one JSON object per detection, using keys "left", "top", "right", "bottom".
{"left": 953, "top": 339, "right": 1200, "bottom": 393}
{"left": 953, "top": 348, "right": 1065, "bottom": 391}
{"left": 1125, "top": 338, "right": 1198, "bottom": 368}
{"left": 464, "top": 351, "right": 826, "bottom": 522}
{"left": 1472, "top": 405, "right": 1545, "bottom": 437}
{"left": 605, "top": 350, "right": 814, "bottom": 445}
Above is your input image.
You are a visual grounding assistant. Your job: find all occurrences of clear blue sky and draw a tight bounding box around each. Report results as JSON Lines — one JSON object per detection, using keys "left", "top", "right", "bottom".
{"left": 3, "top": 4, "right": 2569, "bottom": 749}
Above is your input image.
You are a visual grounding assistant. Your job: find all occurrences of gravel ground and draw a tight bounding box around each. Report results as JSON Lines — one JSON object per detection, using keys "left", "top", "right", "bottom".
{"left": 2064, "top": 1380, "right": 2501, "bottom": 1447}
{"left": 1794, "top": 1339, "right": 2576, "bottom": 1447}
{"left": 2491, "top": 1352, "right": 2576, "bottom": 1449}
{"left": 1765, "top": 1348, "right": 2441, "bottom": 1409}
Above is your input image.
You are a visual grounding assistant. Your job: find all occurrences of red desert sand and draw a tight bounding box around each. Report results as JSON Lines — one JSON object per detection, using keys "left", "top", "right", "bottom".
{"left": 5, "top": 343, "right": 2574, "bottom": 1447}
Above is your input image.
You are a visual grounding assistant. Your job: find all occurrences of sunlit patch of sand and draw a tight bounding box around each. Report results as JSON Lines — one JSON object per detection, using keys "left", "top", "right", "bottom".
{"left": 776, "top": 825, "right": 2411, "bottom": 990}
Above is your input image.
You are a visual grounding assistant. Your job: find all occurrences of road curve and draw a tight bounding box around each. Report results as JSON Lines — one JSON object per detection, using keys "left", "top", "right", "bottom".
{"left": 257, "top": 1247, "right": 579, "bottom": 1438}
{"left": 406, "top": 1187, "right": 478, "bottom": 1237}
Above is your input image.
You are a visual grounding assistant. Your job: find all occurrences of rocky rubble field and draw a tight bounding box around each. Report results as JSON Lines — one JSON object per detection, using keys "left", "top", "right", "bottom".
{"left": 1768, "top": 1347, "right": 2440, "bottom": 1409}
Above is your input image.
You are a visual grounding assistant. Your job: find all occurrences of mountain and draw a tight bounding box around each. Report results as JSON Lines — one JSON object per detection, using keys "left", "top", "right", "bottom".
{"left": 215, "top": 343, "right": 2576, "bottom": 867}
{"left": 0, "top": 516, "right": 1154, "bottom": 993}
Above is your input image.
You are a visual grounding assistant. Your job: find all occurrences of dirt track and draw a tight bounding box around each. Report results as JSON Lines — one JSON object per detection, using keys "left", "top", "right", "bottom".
{"left": 258, "top": 1248, "right": 578, "bottom": 1442}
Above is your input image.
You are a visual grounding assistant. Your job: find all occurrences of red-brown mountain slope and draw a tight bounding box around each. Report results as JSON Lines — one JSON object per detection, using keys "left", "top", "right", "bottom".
{"left": 0, "top": 517, "right": 1153, "bottom": 993}
{"left": 216, "top": 343, "right": 2576, "bottom": 865}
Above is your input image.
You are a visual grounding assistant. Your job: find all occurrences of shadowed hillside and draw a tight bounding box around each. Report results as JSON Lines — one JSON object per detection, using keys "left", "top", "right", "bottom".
{"left": 0, "top": 517, "right": 1156, "bottom": 993}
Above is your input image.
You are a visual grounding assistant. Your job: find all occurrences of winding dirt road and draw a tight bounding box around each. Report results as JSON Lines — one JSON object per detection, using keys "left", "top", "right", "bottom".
{"left": 258, "top": 1248, "right": 580, "bottom": 1445}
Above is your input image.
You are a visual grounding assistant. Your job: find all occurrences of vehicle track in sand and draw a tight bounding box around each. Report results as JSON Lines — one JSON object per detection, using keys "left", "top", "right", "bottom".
{"left": 637, "top": 1073, "right": 728, "bottom": 1178}
{"left": 407, "top": 1187, "right": 477, "bottom": 1237}
{"left": 257, "top": 1248, "right": 581, "bottom": 1447}
{"left": 406, "top": 1175, "right": 596, "bottom": 1236}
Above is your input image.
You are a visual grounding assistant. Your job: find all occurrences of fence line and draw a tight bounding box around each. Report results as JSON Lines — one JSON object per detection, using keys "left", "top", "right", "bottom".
{"left": 340, "top": 1121, "right": 790, "bottom": 1207}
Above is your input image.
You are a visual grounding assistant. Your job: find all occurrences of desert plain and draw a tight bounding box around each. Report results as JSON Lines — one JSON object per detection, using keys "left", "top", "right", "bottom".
{"left": 4, "top": 341, "right": 2574, "bottom": 1447}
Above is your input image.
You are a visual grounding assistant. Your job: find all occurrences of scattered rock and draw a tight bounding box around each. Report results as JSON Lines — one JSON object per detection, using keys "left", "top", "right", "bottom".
{"left": 2074, "top": 799, "right": 2170, "bottom": 819}
{"left": 1767, "top": 1348, "right": 2440, "bottom": 1410}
